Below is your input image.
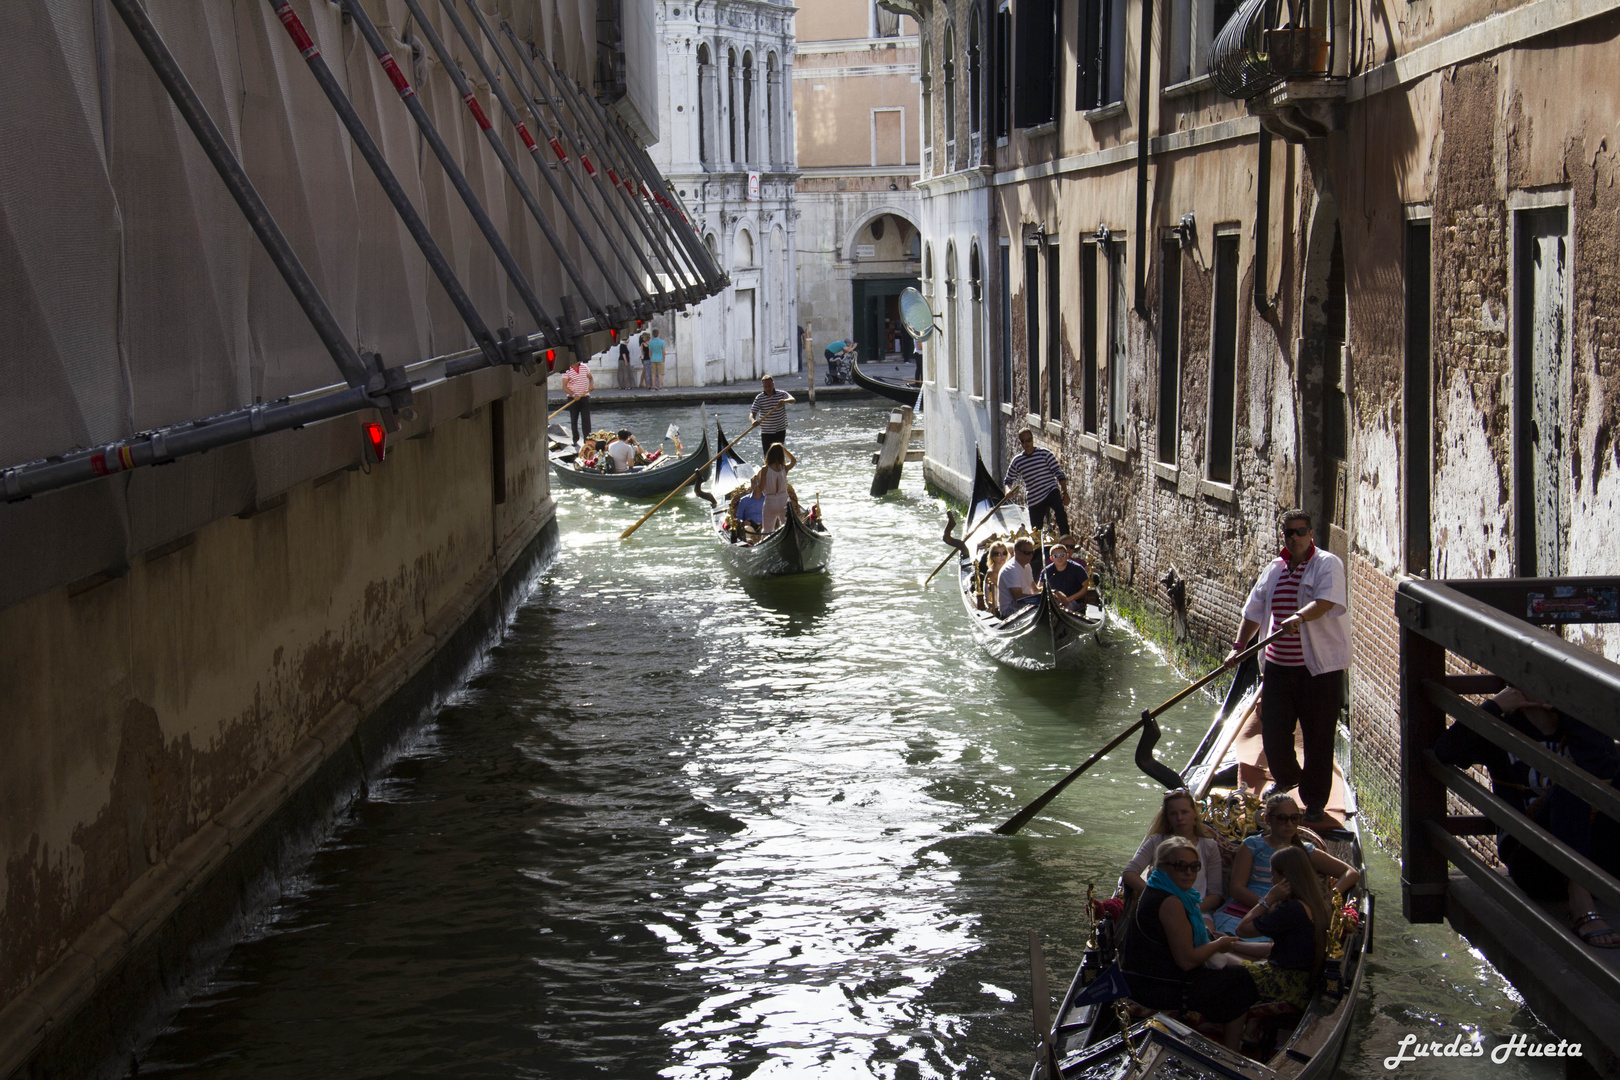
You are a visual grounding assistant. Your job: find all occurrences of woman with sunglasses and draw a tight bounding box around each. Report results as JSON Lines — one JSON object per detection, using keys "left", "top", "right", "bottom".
{"left": 1122, "top": 789, "right": 1224, "bottom": 917}
{"left": 982, "top": 542, "right": 1009, "bottom": 616}
{"left": 1119, "top": 836, "right": 1257, "bottom": 1050}
{"left": 1214, "top": 793, "right": 1359, "bottom": 937}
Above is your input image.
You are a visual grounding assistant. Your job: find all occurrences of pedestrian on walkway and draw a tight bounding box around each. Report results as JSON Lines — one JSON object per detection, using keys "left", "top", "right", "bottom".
{"left": 562, "top": 355, "right": 594, "bottom": 446}
{"left": 1222, "top": 510, "right": 1349, "bottom": 824}
{"left": 649, "top": 327, "right": 666, "bottom": 389}
{"left": 750, "top": 375, "right": 795, "bottom": 456}
{"left": 638, "top": 331, "right": 652, "bottom": 388}
{"left": 616, "top": 335, "right": 634, "bottom": 389}
{"left": 1003, "top": 429, "right": 1070, "bottom": 535}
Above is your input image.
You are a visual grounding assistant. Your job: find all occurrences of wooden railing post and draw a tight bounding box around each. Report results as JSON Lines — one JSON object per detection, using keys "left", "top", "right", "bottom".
{"left": 1398, "top": 583, "right": 1449, "bottom": 923}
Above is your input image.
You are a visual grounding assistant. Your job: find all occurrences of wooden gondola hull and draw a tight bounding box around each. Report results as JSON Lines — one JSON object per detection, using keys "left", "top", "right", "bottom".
{"left": 551, "top": 432, "right": 710, "bottom": 497}
{"left": 850, "top": 359, "right": 920, "bottom": 406}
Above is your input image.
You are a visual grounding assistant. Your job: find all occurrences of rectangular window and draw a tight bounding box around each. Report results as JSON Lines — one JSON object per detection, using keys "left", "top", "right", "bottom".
{"left": 1403, "top": 216, "right": 1432, "bottom": 574}
{"left": 1156, "top": 239, "right": 1182, "bottom": 464}
{"left": 1167, "top": 0, "right": 1240, "bottom": 85}
{"left": 1513, "top": 205, "right": 1572, "bottom": 577}
{"left": 1080, "top": 240, "right": 1099, "bottom": 435}
{"left": 1001, "top": 242, "right": 1014, "bottom": 402}
{"left": 1076, "top": 0, "right": 1126, "bottom": 111}
{"left": 1207, "top": 232, "right": 1240, "bottom": 484}
{"left": 994, "top": 6, "right": 1012, "bottom": 138}
{"left": 1107, "top": 239, "right": 1128, "bottom": 445}
{"left": 1025, "top": 243, "right": 1042, "bottom": 416}
{"left": 1014, "top": 0, "right": 1059, "bottom": 127}
{"left": 1046, "top": 242, "right": 1063, "bottom": 424}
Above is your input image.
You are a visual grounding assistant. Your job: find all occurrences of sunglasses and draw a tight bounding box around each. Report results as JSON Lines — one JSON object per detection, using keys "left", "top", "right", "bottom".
{"left": 1164, "top": 860, "right": 1202, "bottom": 872}
{"left": 1270, "top": 812, "right": 1303, "bottom": 823}
{"left": 1282, "top": 526, "right": 1310, "bottom": 538}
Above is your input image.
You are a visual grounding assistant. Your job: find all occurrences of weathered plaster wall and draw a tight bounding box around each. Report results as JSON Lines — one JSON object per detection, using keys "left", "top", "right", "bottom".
{"left": 0, "top": 381, "right": 554, "bottom": 1022}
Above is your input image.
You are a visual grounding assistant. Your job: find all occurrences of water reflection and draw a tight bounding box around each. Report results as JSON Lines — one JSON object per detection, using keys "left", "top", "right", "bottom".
{"left": 138, "top": 403, "right": 1566, "bottom": 1080}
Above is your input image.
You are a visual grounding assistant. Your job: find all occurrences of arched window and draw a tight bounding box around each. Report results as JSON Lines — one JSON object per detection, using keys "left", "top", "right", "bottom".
{"left": 697, "top": 44, "right": 714, "bottom": 166}
{"left": 945, "top": 241, "right": 959, "bottom": 390}
{"left": 742, "top": 51, "right": 755, "bottom": 165}
{"left": 968, "top": 11, "right": 982, "bottom": 142}
{"left": 727, "top": 49, "right": 739, "bottom": 164}
{"left": 922, "top": 243, "right": 935, "bottom": 382}
{"left": 766, "top": 53, "right": 781, "bottom": 166}
{"left": 920, "top": 38, "right": 933, "bottom": 173}
{"left": 736, "top": 228, "right": 755, "bottom": 267}
{"left": 969, "top": 242, "right": 985, "bottom": 397}
{"left": 943, "top": 25, "right": 957, "bottom": 171}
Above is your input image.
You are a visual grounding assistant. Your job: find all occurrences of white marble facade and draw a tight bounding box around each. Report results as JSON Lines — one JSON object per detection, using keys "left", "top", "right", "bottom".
{"left": 648, "top": 1, "right": 798, "bottom": 386}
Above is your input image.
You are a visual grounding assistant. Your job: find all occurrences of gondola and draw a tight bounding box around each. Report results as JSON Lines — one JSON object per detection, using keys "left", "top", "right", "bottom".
{"left": 1031, "top": 662, "right": 1371, "bottom": 1080}
{"left": 551, "top": 423, "right": 710, "bottom": 498}
{"left": 956, "top": 455, "right": 1107, "bottom": 670}
{"left": 851, "top": 358, "right": 921, "bottom": 407}
{"left": 707, "top": 423, "right": 833, "bottom": 577}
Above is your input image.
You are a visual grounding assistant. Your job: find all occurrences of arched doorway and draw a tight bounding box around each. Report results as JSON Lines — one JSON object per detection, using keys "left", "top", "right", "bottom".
{"left": 847, "top": 210, "right": 923, "bottom": 371}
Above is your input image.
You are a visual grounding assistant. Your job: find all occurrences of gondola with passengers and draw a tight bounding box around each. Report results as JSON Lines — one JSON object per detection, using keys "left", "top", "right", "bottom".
{"left": 699, "top": 422, "right": 833, "bottom": 578}
{"left": 551, "top": 418, "right": 711, "bottom": 499}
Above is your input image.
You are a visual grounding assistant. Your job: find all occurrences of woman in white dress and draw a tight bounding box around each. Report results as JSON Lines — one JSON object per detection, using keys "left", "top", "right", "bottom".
{"left": 752, "top": 443, "right": 796, "bottom": 534}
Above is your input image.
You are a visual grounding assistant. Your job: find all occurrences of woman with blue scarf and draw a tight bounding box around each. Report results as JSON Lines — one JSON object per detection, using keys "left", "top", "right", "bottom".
{"left": 1120, "top": 836, "right": 1259, "bottom": 1049}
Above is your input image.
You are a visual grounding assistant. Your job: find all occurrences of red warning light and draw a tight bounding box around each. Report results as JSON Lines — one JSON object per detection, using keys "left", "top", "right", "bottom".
{"left": 363, "top": 421, "right": 386, "bottom": 464}
{"left": 610, "top": 327, "right": 618, "bottom": 341}
{"left": 545, "top": 348, "right": 556, "bottom": 370}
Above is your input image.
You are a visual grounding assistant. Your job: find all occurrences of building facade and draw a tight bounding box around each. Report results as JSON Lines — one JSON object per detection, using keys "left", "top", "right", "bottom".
{"left": 793, "top": 2, "right": 923, "bottom": 371}
{"left": 650, "top": 0, "right": 799, "bottom": 386}
{"left": 897, "top": 0, "right": 1620, "bottom": 833}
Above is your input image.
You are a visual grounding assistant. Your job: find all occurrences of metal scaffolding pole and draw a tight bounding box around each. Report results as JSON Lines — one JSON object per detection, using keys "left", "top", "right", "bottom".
{"left": 340, "top": 0, "right": 575, "bottom": 338}
{"left": 515, "top": 34, "right": 707, "bottom": 303}
{"left": 407, "top": 0, "right": 640, "bottom": 323}
{"left": 266, "top": 0, "right": 523, "bottom": 365}
{"left": 452, "top": 0, "right": 667, "bottom": 314}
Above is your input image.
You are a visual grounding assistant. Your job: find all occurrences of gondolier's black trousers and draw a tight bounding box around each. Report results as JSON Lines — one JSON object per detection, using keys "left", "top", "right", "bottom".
{"left": 569, "top": 396, "right": 591, "bottom": 445}
{"left": 1260, "top": 661, "right": 1344, "bottom": 813}
{"left": 1028, "top": 490, "right": 1070, "bottom": 536}
{"left": 762, "top": 430, "right": 786, "bottom": 456}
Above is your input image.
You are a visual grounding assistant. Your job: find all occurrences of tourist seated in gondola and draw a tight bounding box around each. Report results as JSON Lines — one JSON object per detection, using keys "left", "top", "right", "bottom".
{"left": 982, "top": 542, "right": 1009, "bottom": 616}
{"left": 576, "top": 440, "right": 603, "bottom": 470}
{"left": 1122, "top": 789, "right": 1225, "bottom": 917}
{"left": 750, "top": 443, "right": 797, "bottom": 533}
{"left": 1040, "top": 542, "right": 1098, "bottom": 612}
{"left": 1119, "top": 836, "right": 1257, "bottom": 1050}
{"left": 1434, "top": 684, "right": 1620, "bottom": 947}
{"left": 1214, "top": 794, "right": 1359, "bottom": 939}
{"left": 996, "top": 539, "right": 1040, "bottom": 616}
{"left": 606, "top": 429, "right": 645, "bottom": 473}
{"left": 1232, "top": 845, "right": 1334, "bottom": 1011}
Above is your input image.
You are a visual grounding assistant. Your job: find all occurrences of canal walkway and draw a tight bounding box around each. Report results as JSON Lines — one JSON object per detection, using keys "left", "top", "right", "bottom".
{"left": 545, "top": 358, "right": 919, "bottom": 409}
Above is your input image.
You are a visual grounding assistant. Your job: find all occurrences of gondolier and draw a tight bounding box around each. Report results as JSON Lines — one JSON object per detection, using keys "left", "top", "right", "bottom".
{"left": 749, "top": 376, "right": 795, "bottom": 456}
{"left": 1223, "top": 509, "right": 1349, "bottom": 824}
{"left": 562, "top": 355, "right": 593, "bottom": 445}
{"left": 1003, "top": 429, "right": 1070, "bottom": 535}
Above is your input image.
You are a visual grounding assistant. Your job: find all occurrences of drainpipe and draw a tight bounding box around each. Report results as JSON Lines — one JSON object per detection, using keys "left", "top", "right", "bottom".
{"left": 1133, "top": 0, "right": 1153, "bottom": 316}
{"left": 1254, "top": 128, "right": 1271, "bottom": 313}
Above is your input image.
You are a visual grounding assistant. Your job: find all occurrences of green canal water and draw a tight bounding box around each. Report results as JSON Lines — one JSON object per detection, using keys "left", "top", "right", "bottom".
{"left": 140, "top": 403, "right": 1564, "bottom": 1078}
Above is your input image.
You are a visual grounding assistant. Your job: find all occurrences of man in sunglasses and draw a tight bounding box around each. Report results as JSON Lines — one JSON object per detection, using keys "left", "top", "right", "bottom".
{"left": 1222, "top": 509, "right": 1348, "bottom": 824}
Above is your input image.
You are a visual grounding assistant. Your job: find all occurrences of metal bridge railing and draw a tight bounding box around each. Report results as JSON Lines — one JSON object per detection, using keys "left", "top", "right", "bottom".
{"left": 1399, "top": 576, "right": 1620, "bottom": 1000}
{"left": 1210, "top": 0, "right": 1340, "bottom": 100}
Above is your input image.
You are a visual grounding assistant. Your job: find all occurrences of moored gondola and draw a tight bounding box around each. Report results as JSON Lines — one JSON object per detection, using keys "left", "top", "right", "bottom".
{"left": 706, "top": 423, "right": 833, "bottom": 577}
{"left": 955, "top": 455, "right": 1106, "bottom": 670}
{"left": 1030, "top": 662, "right": 1371, "bottom": 1080}
{"left": 850, "top": 358, "right": 921, "bottom": 407}
{"left": 551, "top": 423, "right": 710, "bottom": 498}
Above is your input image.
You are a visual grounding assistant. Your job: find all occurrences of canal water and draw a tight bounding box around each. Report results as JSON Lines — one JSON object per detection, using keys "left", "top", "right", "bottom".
{"left": 141, "top": 403, "right": 1563, "bottom": 1079}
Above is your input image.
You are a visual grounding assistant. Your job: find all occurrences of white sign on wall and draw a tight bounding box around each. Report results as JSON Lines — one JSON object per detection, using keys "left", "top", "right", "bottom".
{"left": 747, "top": 172, "right": 761, "bottom": 201}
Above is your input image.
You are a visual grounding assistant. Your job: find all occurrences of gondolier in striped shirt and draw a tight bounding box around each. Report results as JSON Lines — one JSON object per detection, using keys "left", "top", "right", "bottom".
{"left": 1003, "top": 429, "right": 1070, "bottom": 535}
{"left": 562, "top": 355, "right": 594, "bottom": 446}
{"left": 749, "top": 376, "right": 795, "bottom": 456}
{"left": 1222, "top": 509, "right": 1349, "bottom": 824}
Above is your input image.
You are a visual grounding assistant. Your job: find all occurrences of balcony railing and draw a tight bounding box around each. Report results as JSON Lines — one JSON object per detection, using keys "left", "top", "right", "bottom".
{"left": 1210, "top": 0, "right": 1339, "bottom": 101}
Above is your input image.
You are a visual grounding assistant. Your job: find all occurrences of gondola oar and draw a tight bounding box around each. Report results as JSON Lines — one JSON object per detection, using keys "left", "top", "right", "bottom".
{"left": 921, "top": 489, "right": 1019, "bottom": 587}
{"left": 992, "top": 627, "right": 1288, "bottom": 835}
{"left": 547, "top": 395, "right": 583, "bottom": 421}
{"left": 620, "top": 418, "right": 761, "bottom": 540}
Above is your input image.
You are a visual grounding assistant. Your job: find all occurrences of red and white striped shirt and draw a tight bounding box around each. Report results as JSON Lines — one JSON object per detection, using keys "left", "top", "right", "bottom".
{"left": 563, "top": 364, "right": 591, "bottom": 397}
{"left": 1264, "top": 546, "right": 1314, "bottom": 666}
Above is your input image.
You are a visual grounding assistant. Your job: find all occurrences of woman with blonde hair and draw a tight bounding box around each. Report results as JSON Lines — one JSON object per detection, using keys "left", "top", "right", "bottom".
{"left": 1122, "top": 789, "right": 1224, "bottom": 915}
{"left": 1233, "top": 843, "right": 1333, "bottom": 1009}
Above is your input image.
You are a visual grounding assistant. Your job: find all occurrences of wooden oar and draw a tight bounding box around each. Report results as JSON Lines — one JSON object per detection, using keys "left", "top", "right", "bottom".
{"left": 993, "top": 628, "right": 1288, "bottom": 836}
{"left": 921, "top": 489, "right": 1019, "bottom": 587}
{"left": 619, "top": 418, "right": 761, "bottom": 540}
{"left": 547, "top": 395, "right": 582, "bottom": 421}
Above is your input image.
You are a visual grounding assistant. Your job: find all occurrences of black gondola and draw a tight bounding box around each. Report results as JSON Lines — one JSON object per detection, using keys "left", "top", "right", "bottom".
{"left": 707, "top": 423, "right": 833, "bottom": 577}
{"left": 850, "top": 358, "right": 921, "bottom": 407}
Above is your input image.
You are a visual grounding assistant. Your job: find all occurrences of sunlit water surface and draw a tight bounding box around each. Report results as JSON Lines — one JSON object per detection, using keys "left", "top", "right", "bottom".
{"left": 142, "top": 404, "right": 1561, "bottom": 1078}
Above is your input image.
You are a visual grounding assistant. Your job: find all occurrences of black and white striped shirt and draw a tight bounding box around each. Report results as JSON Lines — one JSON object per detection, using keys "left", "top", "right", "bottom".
{"left": 750, "top": 388, "right": 795, "bottom": 434}
{"left": 1004, "top": 448, "right": 1065, "bottom": 503}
